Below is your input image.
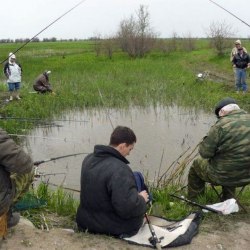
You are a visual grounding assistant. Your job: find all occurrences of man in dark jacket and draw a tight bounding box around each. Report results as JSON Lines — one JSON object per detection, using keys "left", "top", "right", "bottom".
{"left": 232, "top": 47, "right": 250, "bottom": 93}
{"left": 188, "top": 97, "right": 250, "bottom": 201}
{"left": 0, "top": 127, "right": 34, "bottom": 236}
{"left": 76, "top": 126, "right": 149, "bottom": 237}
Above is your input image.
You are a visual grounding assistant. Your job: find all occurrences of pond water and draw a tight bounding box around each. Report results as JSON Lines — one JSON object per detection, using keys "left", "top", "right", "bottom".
{"left": 23, "top": 105, "right": 216, "bottom": 192}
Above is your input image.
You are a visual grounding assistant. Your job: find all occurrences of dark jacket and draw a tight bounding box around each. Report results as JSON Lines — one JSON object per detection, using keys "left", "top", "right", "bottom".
{"left": 76, "top": 145, "right": 147, "bottom": 236}
{"left": 0, "top": 128, "right": 33, "bottom": 215}
{"left": 232, "top": 51, "right": 250, "bottom": 69}
{"left": 199, "top": 109, "right": 250, "bottom": 186}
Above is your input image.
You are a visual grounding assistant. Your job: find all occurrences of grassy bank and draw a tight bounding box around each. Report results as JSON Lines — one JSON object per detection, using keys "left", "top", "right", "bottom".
{"left": 1, "top": 40, "right": 250, "bottom": 228}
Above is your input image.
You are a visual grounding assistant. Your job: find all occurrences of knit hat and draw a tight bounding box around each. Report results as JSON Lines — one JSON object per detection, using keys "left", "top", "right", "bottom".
{"left": 214, "top": 97, "right": 237, "bottom": 118}
{"left": 235, "top": 40, "right": 241, "bottom": 45}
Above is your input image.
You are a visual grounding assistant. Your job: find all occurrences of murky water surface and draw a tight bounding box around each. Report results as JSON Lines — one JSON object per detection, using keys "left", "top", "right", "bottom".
{"left": 24, "top": 105, "right": 216, "bottom": 191}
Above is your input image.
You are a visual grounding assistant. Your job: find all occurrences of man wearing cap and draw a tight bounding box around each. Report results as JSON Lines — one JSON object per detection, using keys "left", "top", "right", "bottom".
{"left": 33, "top": 71, "right": 53, "bottom": 94}
{"left": 188, "top": 97, "right": 250, "bottom": 200}
{"left": 3, "top": 53, "right": 22, "bottom": 101}
{"left": 230, "top": 40, "right": 247, "bottom": 88}
{"left": 232, "top": 46, "right": 250, "bottom": 93}
{"left": 230, "top": 40, "right": 247, "bottom": 62}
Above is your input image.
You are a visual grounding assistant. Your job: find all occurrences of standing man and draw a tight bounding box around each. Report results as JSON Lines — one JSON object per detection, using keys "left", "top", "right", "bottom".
{"left": 230, "top": 40, "right": 247, "bottom": 62}
{"left": 0, "top": 127, "right": 34, "bottom": 237}
{"left": 232, "top": 47, "right": 250, "bottom": 93}
{"left": 3, "top": 53, "right": 22, "bottom": 101}
{"left": 76, "top": 126, "right": 149, "bottom": 237}
{"left": 230, "top": 40, "right": 247, "bottom": 88}
{"left": 188, "top": 97, "right": 250, "bottom": 201}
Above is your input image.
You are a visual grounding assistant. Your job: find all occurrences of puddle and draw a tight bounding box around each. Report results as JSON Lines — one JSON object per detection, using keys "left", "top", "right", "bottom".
{"left": 23, "top": 105, "right": 216, "bottom": 191}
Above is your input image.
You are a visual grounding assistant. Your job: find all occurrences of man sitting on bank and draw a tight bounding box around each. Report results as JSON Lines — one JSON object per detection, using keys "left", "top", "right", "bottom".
{"left": 76, "top": 126, "right": 149, "bottom": 237}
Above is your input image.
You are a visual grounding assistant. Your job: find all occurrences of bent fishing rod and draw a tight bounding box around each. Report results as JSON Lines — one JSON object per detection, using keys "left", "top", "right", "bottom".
{"left": 0, "top": 0, "right": 87, "bottom": 65}
{"left": 34, "top": 152, "right": 89, "bottom": 166}
{"left": 209, "top": 0, "right": 250, "bottom": 29}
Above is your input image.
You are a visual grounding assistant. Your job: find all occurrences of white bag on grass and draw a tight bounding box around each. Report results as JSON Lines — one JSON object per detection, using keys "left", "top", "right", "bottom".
{"left": 202, "top": 198, "right": 239, "bottom": 215}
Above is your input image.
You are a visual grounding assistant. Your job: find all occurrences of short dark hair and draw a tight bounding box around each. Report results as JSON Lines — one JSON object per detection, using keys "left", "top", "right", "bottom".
{"left": 109, "top": 126, "right": 136, "bottom": 146}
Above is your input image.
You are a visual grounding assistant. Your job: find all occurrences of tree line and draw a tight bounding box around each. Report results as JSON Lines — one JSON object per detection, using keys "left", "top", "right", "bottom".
{"left": 0, "top": 5, "right": 246, "bottom": 58}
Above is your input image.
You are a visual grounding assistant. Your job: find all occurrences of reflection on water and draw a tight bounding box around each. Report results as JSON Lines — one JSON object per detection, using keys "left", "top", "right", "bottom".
{"left": 23, "top": 105, "right": 216, "bottom": 191}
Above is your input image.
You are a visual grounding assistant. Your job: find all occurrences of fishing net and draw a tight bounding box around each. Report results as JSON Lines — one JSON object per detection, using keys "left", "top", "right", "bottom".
{"left": 13, "top": 193, "right": 47, "bottom": 211}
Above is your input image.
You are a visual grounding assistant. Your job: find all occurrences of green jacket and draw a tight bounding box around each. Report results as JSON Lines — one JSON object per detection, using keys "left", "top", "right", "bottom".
{"left": 199, "top": 109, "right": 250, "bottom": 186}
{"left": 0, "top": 128, "right": 33, "bottom": 215}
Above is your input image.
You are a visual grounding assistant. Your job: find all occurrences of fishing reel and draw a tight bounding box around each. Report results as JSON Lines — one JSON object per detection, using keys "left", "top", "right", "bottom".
{"left": 148, "top": 235, "right": 164, "bottom": 247}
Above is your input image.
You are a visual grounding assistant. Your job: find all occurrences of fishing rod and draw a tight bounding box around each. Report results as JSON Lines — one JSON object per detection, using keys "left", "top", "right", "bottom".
{"left": 0, "top": 0, "right": 87, "bottom": 65}
{"left": 46, "top": 182, "right": 80, "bottom": 193}
{"left": 145, "top": 213, "right": 162, "bottom": 250}
{"left": 0, "top": 116, "right": 89, "bottom": 123}
{"left": 209, "top": 0, "right": 250, "bottom": 28}
{"left": 9, "top": 134, "right": 82, "bottom": 143}
{"left": 34, "top": 152, "right": 89, "bottom": 166}
{"left": 170, "top": 194, "right": 222, "bottom": 214}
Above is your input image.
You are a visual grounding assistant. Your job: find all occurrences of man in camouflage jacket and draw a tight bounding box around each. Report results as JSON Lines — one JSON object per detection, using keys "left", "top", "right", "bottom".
{"left": 188, "top": 97, "right": 250, "bottom": 200}
{"left": 0, "top": 127, "right": 34, "bottom": 229}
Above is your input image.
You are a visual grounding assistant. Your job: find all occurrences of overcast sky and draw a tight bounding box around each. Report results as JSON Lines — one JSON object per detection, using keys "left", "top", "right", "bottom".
{"left": 1, "top": 0, "right": 250, "bottom": 40}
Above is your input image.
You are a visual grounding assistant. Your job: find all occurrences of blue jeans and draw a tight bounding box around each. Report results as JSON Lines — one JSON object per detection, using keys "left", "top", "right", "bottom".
{"left": 8, "top": 82, "right": 20, "bottom": 92}
{"left": 235, "top": 68, "right": 247, "bottom": 92}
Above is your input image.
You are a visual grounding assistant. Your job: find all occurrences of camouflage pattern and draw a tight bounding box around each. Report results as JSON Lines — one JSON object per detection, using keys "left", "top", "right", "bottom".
{"left": 0, "top": 127, "right": 34, "bottom": 215}
{"left": 188, "top": 109, "right": 250, "bottom": 199}
{"left": 188, "top": 158, "right": 235, "bottom": 200}
{"left": 10, "top": 169, "right": 34, "bottom": 204}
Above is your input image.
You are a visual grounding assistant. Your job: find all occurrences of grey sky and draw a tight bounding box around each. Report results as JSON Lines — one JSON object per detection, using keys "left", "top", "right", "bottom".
{"left": 1, "top": 0, "right": 250, "bottom": 40}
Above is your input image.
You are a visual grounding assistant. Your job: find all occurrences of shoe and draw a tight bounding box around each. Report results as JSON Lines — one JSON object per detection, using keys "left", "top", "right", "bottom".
{"left": 16, "top": 96, "right": 21, "bottom": 100}
{"left": 9, "top": 96, "right": 13, "bottom": 101}
{"left": 7, "top": 211, "right": 20, "bottom": 228}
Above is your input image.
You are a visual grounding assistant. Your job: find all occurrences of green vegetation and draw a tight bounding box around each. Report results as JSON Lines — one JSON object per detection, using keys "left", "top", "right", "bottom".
{"left": 1, "top": 39, "right": 250, "bottom": 228}
{"left": 1, "top": 39, "right": 250, "bottom": 134}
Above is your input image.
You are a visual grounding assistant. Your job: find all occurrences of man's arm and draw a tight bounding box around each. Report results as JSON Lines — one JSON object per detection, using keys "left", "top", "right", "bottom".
{"left": 0, "top": 128, "right": 33, "bottom": 174}
{"left": 199, "top": 124, "right": 220, "bottom": 159}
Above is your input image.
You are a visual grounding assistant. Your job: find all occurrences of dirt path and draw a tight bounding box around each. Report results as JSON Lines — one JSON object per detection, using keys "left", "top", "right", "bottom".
{"left": 1, "top": 216, "right": 249, "bottom": 250}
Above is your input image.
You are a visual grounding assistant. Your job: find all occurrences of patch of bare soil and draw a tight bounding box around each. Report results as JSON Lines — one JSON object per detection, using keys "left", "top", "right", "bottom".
{"left": 1, "top": 214, "right": 250, "bottom": 250}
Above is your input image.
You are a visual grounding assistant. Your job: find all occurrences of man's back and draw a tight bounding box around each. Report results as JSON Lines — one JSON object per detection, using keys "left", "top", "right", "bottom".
{"left": 200, "top": 109, "right": 250, "bottom": 186}
{"left": 76, "top": 145, "right": 147, "bottom": 236}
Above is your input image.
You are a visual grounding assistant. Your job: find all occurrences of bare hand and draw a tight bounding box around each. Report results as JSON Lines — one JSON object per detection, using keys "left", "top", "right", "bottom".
{"left": 139, "top": 190, "right": 149, "bottom": 203}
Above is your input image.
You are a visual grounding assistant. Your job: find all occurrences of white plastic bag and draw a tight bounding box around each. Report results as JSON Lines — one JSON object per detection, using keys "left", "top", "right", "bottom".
{"left": 202, "top": 198, "right": 239, "bottom": 215}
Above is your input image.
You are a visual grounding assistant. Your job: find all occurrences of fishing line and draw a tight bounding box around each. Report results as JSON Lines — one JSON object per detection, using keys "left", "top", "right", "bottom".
{"left": 209, "top": 0, "right": 250, "bottom": 28}
{"left": 0, "top": 116, "right": 89, "bottom": 123}
{"left": 9, "top": 133, "right": 82, "bottom": 143}
{"left": 0, "top": 0, "right": 88, "bottom": 64}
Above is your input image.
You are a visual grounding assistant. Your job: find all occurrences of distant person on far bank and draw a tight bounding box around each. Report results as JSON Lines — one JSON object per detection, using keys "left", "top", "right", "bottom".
{"left": 33, "top": 71, "right": 54, "bottom": 94}
{"left": 3, "top": 53, "right": 22, "bottom": 101}
{"left": 232, "top": 46, "right": 250, "bottom": 93}
{"left": 230, "top": 40, "right": 248, "bottom": 87}
{"left": 230, "top": 40, "right": 247, "bottom": 62}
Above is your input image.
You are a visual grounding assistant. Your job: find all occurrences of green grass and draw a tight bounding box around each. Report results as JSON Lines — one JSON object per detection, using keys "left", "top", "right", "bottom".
{"left": 1, "top": 39, "right": 250, "bottom": 227}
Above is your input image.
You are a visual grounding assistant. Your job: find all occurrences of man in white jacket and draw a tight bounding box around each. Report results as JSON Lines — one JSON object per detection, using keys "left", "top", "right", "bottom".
{"left": 3, "top": 53, "right": 22, "bottom": 101}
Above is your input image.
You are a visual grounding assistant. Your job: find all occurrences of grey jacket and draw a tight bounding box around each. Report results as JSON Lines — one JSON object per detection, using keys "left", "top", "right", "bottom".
{"left": 0, "top": 128, "right": 33, "bottom": 215}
